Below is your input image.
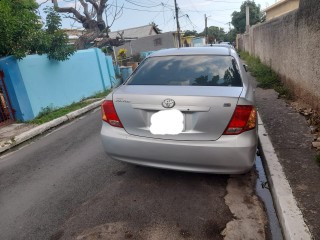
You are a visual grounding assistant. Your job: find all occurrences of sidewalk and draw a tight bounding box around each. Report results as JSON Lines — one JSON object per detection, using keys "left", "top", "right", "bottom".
{"left": 249, "top": 73, "right": 320, "bottom": 239}
{"left": 0, "top": 123, "right": 36, "bottom": 148}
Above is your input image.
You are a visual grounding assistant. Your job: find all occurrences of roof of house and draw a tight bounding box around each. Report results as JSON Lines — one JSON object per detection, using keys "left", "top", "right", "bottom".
{"left": 108, "top": 25, "right": 159, "bottom": 39}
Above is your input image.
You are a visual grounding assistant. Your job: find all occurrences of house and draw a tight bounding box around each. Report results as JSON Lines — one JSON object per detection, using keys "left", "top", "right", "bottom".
{"left": 108, "top": 25, "right": 159, "bottom": 40}
{"left": 63, "top": 28, "right": 86, "bottom": 44}
{"left": 114, "top": 31, "right": 180, "bottom": 58}
{"left": 181, "top": 35, "right": 195, "bottom": 47}
{"left": 264, "top": 0, "right": 300, "bottom": 21}
{"left": 191, "top": 37, "right": 206, "bottom": 47}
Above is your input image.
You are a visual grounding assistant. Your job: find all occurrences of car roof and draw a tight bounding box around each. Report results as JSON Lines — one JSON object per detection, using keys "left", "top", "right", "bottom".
{"left": 150, "top": 47, "right": 231, "bottom": 57}
{"left": 205, "top": 44, "right": 233, "bottom": 48}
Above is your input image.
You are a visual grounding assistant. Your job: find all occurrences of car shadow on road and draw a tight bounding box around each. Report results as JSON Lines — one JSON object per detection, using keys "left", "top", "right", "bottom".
{"left": 56, "top": 162, "right": 235, "bottom": 240}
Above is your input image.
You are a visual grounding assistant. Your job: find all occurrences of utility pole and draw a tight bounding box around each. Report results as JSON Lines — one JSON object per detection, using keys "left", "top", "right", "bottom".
{"left": 205, "top": 14, "right": 208, "bottom": 44}
{"left": 246, "top": 5, "right": 250, "bottom": 33}
{"left": 174, "top": 0, "right": 181, "bottom": 47}
{"left": 227, "top": 22, "right": 231, "bottom": 32}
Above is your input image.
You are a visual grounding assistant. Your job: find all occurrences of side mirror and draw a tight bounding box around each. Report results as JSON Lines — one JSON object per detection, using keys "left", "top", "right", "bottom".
{"left": 243, "top": 64, "right": 248, "bottom": 72}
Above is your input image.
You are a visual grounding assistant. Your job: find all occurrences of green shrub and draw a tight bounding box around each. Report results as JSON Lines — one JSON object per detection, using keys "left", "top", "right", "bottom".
{"left": 239, "top": 51, "right": 293, "bottom": 99}
{"left": 30, "top": 89, "right": 110, "bottom": 124}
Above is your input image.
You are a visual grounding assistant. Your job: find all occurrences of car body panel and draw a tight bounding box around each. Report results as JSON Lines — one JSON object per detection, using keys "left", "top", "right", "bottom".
{"left": 101, "top": 47, "right": 257, "bottom": 173}
{"left": 101, "top": 122, "right": 257, "bottom": 174}
{"left": 113, "top": 86, "right": 243, "bottom": 141}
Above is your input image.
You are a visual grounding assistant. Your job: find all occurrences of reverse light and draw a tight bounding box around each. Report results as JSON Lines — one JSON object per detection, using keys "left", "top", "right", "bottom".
{"left": 101, "top": 100, "right": 123, "bottom": 128}
{"left": 223, "top": 105, "right": 257, "bottom": 135}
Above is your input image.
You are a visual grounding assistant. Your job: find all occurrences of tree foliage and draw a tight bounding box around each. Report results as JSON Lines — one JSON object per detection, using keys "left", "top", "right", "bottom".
{"left": 205, "top": 26, "right": 226, "bottom": 42}
{"left": 225, "top": 28, "right": 237, "bottom": 43}
{"left": 0, "top": 0, "right": 74, "bottom": 61}
{"left": 183, "top": 30, "right": 198, "bottom": 37}
{"left": 197, "top": 26, "right": 226, "bottom": 42}
{"left": 43, "top": 7, "right": 75, "bottom": 61}
{"left": 150, "top": 22, "right": 162, "bottom": 33}
{"left": 183, "top": 27, "right": 237, "bottom": 43}
{"left": 0, "top": 0, "right": 39, "bottom": 59}
{"left": 231, "top": 0, "right": 265, "bottom": 33}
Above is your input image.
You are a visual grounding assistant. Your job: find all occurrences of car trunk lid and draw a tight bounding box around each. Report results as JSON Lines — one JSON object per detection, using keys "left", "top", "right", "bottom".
{"left": 113, "top": 85, "right": 243, "bottom": 141}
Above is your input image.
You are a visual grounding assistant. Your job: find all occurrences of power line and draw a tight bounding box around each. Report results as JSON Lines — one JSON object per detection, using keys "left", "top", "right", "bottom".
{"left": 124, "top": 0, "right": 164, "bottom": 8}
{"left": 179, "top": 8, "right": 238, "bottom": 13}
{"left": 108, "top": 4, "right": 173, "bottom": 12}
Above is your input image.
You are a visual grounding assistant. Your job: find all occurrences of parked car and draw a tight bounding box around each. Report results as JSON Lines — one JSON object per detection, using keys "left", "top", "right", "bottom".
{"left": 101, "top": 47, "right": 257, "bottom": 174}
{"left": 220, "top": 41, "right": 231, "bottom": 45}
{"left": 206, "top": 43, "right": 235, "bottom": 50}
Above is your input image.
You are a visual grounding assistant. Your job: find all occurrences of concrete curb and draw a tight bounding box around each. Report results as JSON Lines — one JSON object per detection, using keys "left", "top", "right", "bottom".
{"left": 258, "top": 113, "right": 312, "bottom": 240}
{"left": 0, "top": 99, "right": 104, "bottom": 154}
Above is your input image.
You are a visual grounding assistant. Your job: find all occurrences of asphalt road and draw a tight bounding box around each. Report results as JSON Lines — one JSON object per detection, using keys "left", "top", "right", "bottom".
{"left": 0, "top": 109, "right": 266, "bottom": 240}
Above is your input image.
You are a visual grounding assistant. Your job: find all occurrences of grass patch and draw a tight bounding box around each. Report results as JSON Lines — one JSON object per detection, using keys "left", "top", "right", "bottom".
{"left": 316, "top": 154, "right": 320, "bottom": 166}
{"left": 239, "top": 51, "right": 293, "bottom": 99}
{"left": 30, "top": 89, "right": 110, "bottom": 124}
{"left": 89, "top": 90, "right": 111, "bottom": 99}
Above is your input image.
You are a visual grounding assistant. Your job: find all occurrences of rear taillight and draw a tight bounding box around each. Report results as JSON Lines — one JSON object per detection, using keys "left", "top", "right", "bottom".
{"left": 101, "top": 100, "right": 123, "bottom": 128}
{"left": 223, "top": 105, "right": 257, "bottom": 135}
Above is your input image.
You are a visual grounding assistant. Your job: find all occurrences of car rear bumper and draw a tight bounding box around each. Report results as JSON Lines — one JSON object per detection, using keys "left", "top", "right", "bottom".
{"left": 101, "top": 122, "right": 258, "bottom": 174}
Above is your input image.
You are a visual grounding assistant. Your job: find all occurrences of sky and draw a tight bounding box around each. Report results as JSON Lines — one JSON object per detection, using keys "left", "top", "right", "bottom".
{"left": 36, "top": 0, "right": 278, "bottom": 33}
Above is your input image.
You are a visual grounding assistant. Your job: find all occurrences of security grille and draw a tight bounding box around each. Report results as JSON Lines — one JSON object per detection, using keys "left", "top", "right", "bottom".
{"left": 0, "top": 71, "right": 15, "bottom": 126}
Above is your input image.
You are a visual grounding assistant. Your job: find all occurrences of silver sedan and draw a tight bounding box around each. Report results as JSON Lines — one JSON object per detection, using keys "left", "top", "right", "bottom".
{"left": 101, "top": 47, "right": 257, "bottom": 174}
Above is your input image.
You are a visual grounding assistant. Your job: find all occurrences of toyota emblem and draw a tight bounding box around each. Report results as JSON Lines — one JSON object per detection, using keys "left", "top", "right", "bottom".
{"left": 162, "top": 99, "right": 175, "bottom": 108}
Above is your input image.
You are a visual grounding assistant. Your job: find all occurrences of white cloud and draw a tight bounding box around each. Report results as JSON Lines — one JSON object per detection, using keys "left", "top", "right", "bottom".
{"left": 179, "top": 1, "right": 212, "bottom": 8}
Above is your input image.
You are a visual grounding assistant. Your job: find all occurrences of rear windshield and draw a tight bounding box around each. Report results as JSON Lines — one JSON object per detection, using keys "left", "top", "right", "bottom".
{"left": 126, "top": 55, "right": 242, "bottom": 87}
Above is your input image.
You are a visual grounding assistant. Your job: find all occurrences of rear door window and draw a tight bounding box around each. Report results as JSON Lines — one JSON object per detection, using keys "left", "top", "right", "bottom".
{"left": 126, "top": 55, "right": 242, "bottom": 87}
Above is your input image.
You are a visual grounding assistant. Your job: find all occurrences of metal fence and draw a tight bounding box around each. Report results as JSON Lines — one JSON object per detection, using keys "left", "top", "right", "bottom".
{"left": 0, "top": 71, "right": 15, "bottom": 126}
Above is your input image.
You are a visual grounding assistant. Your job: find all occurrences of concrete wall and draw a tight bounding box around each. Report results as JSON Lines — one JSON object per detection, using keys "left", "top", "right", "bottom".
{"left": 115, "top": 32, "right": 178, "bottom": 57}
{"left": 265, "top": 0, "right": 299, "bottom": 21}
{"left": 192, "top": 37, "right": 206, "bottom": 47}
{"left": 238, "top": 0, "right": 320, "bottom": 111}
{"left": 0, "top": 48, "right": 115, "bottom": 121}
{"left": 0, "top": 57, "right": 34, "bottom": 121}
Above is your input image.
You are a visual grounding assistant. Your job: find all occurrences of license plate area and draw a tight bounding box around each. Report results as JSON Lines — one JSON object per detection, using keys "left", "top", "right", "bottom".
{"left": 149, "top": 109, "right": 185, "bottom": 135}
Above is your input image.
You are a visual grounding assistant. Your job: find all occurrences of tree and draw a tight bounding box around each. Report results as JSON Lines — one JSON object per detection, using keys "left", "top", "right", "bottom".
{"left": 231, "top": 0, "right": 265, "bottom": 33}
{"left": 183, "top": 30, "right": 198, "bottom": 37}
{"left": 42, "top": 7, "right": 76, "bottom": 61}
{"left": 0, "top": 0, "right": 40, "bottom": 59}
{"left": 0, "top": 0, "right": 74, "bottom": 60}
{"left": 225, "top": 28, "right": 237, "bottom": 43}
{"left": 150, "top": 22, "right": 162, "bottom": 34}
{"left": 52, "top": 0, "right": 124, "bottom": 49}
{"left": 200, "top": 26, "right": 226, "bottom": 42}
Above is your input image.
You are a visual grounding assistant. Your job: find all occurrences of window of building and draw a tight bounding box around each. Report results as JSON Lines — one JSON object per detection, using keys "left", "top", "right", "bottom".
{"left": 154, "top": 38, "right": 162, "bottom": 46}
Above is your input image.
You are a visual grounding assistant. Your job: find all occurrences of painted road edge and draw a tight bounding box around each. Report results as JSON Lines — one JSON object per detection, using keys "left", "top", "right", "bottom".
{"left": 258, "top": 113, "right": 312, "bottom": 240}
{"left": 0, "top": 99, "right": 104, "bottom": 154}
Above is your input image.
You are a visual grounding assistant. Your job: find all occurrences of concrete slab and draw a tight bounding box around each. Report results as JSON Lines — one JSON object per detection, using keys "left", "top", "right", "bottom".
{"left": 258, "top": 113, "right": 312, "bottom": 240}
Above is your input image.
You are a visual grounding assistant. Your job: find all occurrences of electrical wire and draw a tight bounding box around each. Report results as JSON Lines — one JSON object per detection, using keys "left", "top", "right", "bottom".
{"left": 42, "top": 0, "right": 242, "bottom": 33}
{"left": 108, "top": 3, "right": 173, "bottom": 12}
{"left": 124, "top": 0, "right": 164, "bottom": 8}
